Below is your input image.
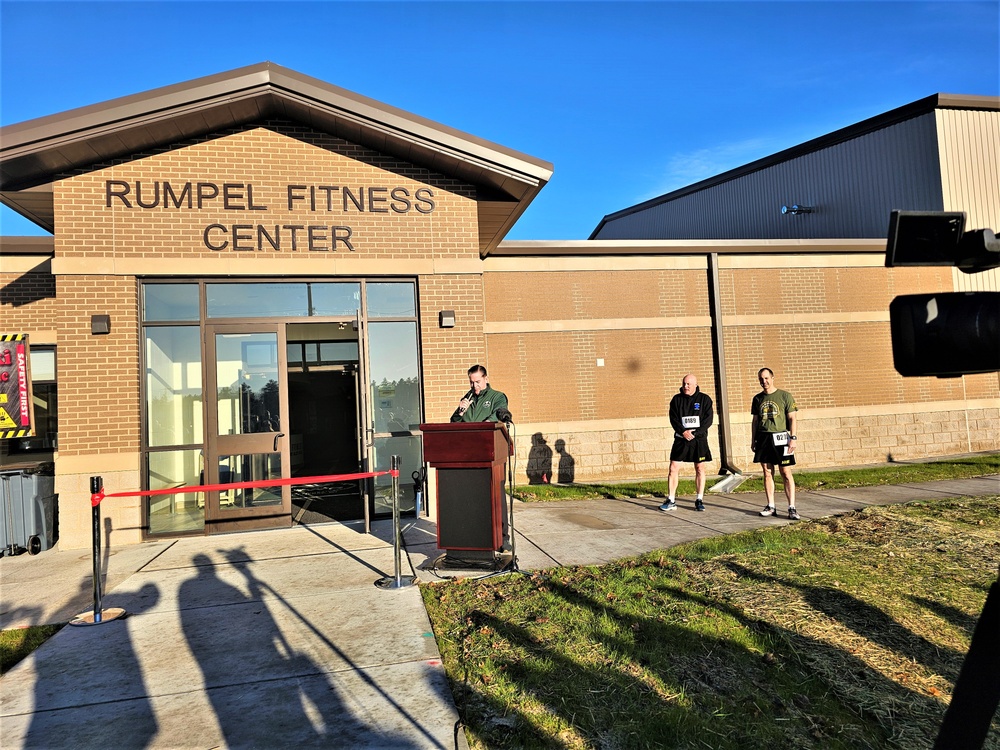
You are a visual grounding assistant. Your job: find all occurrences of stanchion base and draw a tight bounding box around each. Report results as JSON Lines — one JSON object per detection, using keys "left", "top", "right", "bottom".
{"left": 69, "top": 608, "right": 127, "bottom": 627}
{"left": 375, "top": 575, "right": 417, "bottom": 590}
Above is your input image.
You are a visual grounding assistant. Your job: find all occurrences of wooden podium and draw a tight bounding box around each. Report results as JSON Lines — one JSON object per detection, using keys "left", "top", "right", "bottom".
{"left": 420, "top": 422, "right": 512, "bottom": 553}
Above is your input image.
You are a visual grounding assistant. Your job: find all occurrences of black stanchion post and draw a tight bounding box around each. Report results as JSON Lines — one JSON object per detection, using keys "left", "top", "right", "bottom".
{"left": 91, "top": 476, "right": 103, "bottom": 621}
{"left": 375, "top": 455, "right": 416, "bottom": 590}
{"left": 70, "top": 476, "right": 126, "bottom": 626}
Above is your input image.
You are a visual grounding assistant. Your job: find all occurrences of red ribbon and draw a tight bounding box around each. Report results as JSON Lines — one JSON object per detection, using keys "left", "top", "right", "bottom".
{"left": 90, "top": 468, "right": 400, "bottom": 507}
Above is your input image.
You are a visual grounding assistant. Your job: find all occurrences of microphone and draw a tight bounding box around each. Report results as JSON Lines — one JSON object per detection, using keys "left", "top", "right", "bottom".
{"left": 496, "top": 408, "right": 513, "bottom": 424}
{"left": 457, "top": 388, "right": 475, "bottom": 415}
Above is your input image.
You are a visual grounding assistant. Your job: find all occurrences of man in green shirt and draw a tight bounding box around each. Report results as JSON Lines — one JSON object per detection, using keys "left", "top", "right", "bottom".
{"left": 751, "top": 367, "right": 800, "bottom": 520}
{"left": 450, "top": 364, "right": 509, "bottom": 423}
{"left": 449, "top": 364, "right": 512, "bottom": 550}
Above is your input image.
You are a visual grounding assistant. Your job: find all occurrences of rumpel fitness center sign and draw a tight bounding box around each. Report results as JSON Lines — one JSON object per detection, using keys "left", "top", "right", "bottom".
{"left": 104, "top": 180, "right": 437, "bottom": 252}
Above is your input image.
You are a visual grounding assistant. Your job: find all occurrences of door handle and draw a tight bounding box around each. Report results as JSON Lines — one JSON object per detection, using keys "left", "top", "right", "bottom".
{"left": 273, "top": 432, "right": 285, "bottom": 451}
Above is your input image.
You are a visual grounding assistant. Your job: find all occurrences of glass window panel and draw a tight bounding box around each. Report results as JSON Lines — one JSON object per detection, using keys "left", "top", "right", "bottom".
{"left": 366, "top": 282, "right": 416, "bottom": 318}
{"left": 309, "top": 283, "right": 361, "bottom": 316}
{"left": 368, "top": 322, "right": 420, "bottom": 433}
{"left": 207, "top": 283, "right": 360, "bottom": 318}
{"left": 145, "top": 327, "right": 203, "bottom": 447}
{"left": 143, "top": 284, "right": 199, "bottom": 321}
{"left": 305, "top": 343, "right": 319, "bottom": 363}
{"left": 10, "top": 348, "right": 58, "bottom": 454}
{"left": 371, "top": 435, "right": 422, "bottom": 515}
{"left": 29, "top": 349, "right": 55, "bottom": 381}
{"left": 319, "top": 342, "right": 359, "bottom": 363}
{"left": 217, "top": 453, "right": 282, "bottom": 509}
{"left": 215, "top": 333, "right": 280, "bottom": 435}
{"left": 286, "top": 343, "right": 302, "bottom": 366}
{"left": 147, "top": 449, "right": 205, "bottom": 535}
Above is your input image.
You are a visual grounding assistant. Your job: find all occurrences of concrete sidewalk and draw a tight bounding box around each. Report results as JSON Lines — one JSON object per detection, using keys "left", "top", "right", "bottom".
{"left": 1, "top": 475, "right": 997, "bottom": 749}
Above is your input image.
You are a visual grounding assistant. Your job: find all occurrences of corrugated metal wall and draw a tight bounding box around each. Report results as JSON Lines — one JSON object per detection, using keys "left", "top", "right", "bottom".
{"left": 596, "top": 113, "right": 946, "bottom": 240}
{"left": 938, "top": 108, "right": 1000, "bottom": 293}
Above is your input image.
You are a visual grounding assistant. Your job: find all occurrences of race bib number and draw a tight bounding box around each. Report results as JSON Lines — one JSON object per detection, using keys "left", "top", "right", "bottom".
{"left": 772, "top": 431, "right": 789, "bottom": 447}
{"left": 682, "top": 416, "right": 700, "bottom": 428}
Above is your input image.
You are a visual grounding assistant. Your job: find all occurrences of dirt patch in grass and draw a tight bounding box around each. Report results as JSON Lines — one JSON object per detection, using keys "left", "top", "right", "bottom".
{"left": 422, "top": 496, "right": 1000, "bottom": 749}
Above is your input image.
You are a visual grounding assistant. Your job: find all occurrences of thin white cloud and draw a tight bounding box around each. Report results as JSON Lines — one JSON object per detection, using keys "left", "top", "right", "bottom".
{"left": 638, "top": 138, "right": 775, "bottom": 203}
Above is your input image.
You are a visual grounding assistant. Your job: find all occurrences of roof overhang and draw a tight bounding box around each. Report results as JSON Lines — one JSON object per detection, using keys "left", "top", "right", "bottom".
{"left": 0, "top": 62, "right": 553, "bottom": 253}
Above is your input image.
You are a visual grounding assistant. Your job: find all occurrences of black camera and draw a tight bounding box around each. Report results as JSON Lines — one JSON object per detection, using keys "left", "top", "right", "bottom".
{"left": 885, "top": 211, "right": 999, "bottom": 377}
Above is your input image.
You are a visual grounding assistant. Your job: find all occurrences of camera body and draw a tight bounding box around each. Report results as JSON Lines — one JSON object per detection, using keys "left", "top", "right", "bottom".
{"left": 885, "top": 211, "right": 999, "bottom": 378}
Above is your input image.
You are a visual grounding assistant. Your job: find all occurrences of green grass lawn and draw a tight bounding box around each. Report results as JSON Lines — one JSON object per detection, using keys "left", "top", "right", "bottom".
{"left": 0, "top": 625, "right": 62, "bottom": 675}
{"left": 422, "top": 495, "right": 1000, "bottom": 749}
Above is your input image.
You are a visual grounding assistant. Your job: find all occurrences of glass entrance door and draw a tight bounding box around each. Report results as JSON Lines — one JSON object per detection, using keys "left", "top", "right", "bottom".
{"left": 205, "top": 325, "right": 290, "bottom": 530}
{"left": 286, "top": 322, "right": 366, "bottom": 524}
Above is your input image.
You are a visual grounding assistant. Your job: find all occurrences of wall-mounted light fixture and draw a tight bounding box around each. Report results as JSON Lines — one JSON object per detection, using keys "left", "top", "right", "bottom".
{"left": 439, "top": 310, "right": 456, "bottom": 328}
{"left": 90, "top": 314, "right": 111, "bottom": 335}
{"left": 782, "top": 204, "right": 814, "bottom": 215}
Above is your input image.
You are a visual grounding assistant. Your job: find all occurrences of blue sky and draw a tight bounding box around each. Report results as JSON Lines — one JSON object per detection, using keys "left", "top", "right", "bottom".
{"left": 1, "top": 1, "right": 997, "bottom": 240}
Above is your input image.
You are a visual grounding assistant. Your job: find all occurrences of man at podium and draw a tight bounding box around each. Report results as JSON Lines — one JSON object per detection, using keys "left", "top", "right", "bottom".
{"left": 450, "top": 364, "right": 509, "bottom": 423}
{"left": 451, "top": 365, "right": 510, "bottom": 550}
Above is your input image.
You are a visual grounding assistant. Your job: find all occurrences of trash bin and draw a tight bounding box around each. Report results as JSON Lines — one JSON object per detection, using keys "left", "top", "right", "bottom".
{"left": 0, "top": 463, "right": 57, "bottom": 556}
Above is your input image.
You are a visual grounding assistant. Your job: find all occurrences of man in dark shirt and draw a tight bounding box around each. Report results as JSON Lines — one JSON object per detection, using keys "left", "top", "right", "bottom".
{"left": 660, "top": 374, "right": 714, "bottom": 512}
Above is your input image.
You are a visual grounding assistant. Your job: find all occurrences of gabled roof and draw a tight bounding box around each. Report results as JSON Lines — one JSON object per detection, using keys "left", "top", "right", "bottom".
{"left": 589, "top": 93, "right": 999, "bottom": 240}
{"left": 0, "top": 62, "right": 553, "bottom": 253}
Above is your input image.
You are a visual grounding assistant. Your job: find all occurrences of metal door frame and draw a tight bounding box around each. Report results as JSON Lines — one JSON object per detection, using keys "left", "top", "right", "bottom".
{"left": 204, "top": 323, "right": 291, "bottom": 528}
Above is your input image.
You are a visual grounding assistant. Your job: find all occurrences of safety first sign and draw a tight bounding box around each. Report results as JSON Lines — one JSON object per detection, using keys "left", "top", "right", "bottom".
{"left": 0, "top": 334, "right": 34, "bottom": 439}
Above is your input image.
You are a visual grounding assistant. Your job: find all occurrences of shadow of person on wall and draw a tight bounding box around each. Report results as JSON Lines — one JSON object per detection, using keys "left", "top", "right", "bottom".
{"left": 555, "top": 439, "right": 575, "bottom": 484}
{"left": 527, "top": 433, "right": 553, "bottom": 485}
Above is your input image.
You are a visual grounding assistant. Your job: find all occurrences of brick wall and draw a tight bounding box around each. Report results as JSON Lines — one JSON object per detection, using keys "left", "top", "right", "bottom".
{"left": 0, "top": 264, "right": 57, "bottom": 329}
{"left": 52, "top": 275, "right": 140, "bottom": 455}
{"left": 56, "top": 124, "right": 479, "bottom": 262}
{"left": 48, "top": 124, "right": 482, "bottom": 548}
{"left": 418, "top": 274, "right": 487, "bottom": 421}
{"left": 481, "top": 260, "right": 998, "bottom": 485}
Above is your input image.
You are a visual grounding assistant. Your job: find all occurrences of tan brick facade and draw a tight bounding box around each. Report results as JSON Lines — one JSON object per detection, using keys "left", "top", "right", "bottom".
{"left": 55, "top": 125, "right": 479, "bottom": 263}
{"left": 480, "top": 256, "right": 998, "bottom": 484}
{"left": 25, "top": 124, "right": 489, "bottom": 548}
{"left": 3, "top": 117, "right": 997, "bottom": 550}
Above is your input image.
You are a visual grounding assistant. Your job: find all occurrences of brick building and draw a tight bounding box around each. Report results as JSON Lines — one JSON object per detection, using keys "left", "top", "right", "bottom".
{"left": 2, "top": 64, "right": 997, "bottom": 549}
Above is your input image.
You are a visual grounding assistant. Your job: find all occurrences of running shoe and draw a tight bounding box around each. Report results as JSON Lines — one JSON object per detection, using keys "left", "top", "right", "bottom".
{"left": 759, "top": 505, "right": 777, "bottom": 517}
{"left": 788, "top": 507, "right": 800, "bottom": 521}
{"left": 659, "top": 500, "right": 677, "bottom": 512}
{"left": 695, "top": 499, "right": 705, "bottom": 512}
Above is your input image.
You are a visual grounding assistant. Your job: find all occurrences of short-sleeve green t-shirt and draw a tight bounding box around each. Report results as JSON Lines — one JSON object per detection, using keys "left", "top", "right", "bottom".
{"left": 751, "top": 389, "right": 797, "bottom": 433}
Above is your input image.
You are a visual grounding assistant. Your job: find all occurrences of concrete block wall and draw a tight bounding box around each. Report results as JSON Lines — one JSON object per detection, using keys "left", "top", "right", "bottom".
{"left": 513, "top": 421, "right": 725, "bottom": 485}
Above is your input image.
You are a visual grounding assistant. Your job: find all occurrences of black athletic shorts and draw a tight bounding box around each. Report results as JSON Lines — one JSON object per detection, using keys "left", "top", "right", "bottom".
{"left": 753, "top": 434, "right": 796, "bottom": 467}
{"left": 670, "top": 437, "right": 712, "bottom": 463}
